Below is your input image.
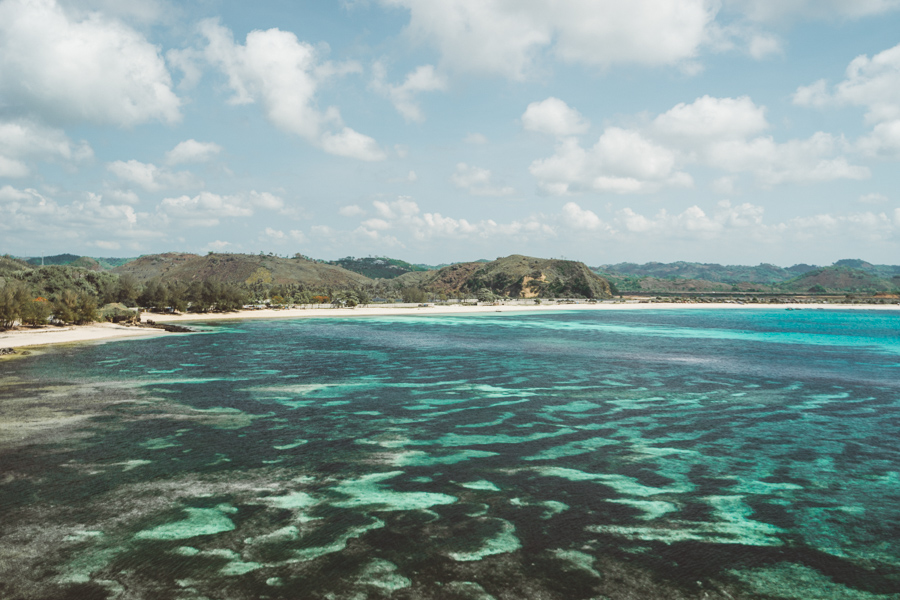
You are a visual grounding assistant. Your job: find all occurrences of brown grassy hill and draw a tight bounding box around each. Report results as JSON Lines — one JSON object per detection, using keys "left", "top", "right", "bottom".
{"left": 112, "top": 253, "right": 372, "bottom": 288}
{"left": 779, "top": 267, "right": 896, "bottom": 293}
{"left": 396, "top": 255, "right": 611, "bottom": 298}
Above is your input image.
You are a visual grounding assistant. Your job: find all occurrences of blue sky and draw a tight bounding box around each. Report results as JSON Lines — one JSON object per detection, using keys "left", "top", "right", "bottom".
{"left": 2, "top": 0, "right": 900, "bottom": 266}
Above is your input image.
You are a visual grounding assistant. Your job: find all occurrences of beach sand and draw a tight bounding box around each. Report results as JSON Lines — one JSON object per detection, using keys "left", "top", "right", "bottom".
{"left": 0, "top": 323, "right": 169, "bottom": 350}
{"left": 1, "top": 301, "right": 897, "bottom": 351}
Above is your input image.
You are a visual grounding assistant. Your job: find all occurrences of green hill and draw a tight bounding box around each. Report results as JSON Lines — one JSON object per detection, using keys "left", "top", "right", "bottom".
{"left": 112, "top": 252, "right": 371, "bottom": 289}
{"left": 328, "top": 256, "right": 431, "bottom": 279}
{"left": 22, "top": 254, "right": 137, "bottom": 271}
{"left": 780, "top": 266, "right": 897, "bottom": 293}
{"left": 397, "top": 255, "right": 612, "bottom": 299}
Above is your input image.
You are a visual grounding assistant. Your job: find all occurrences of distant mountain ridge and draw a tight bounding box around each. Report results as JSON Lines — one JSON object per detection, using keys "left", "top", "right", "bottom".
{"left": 594, "top": 259, "right": 900, "bottom": 294}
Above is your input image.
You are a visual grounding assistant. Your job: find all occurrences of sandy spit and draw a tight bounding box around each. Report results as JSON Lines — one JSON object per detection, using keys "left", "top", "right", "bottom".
{"left": 0, "top": 323, "right": 169, "bottom": 350}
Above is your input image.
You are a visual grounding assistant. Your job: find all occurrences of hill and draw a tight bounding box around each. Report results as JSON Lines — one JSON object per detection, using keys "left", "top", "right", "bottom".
{"left": 595, "top": 259, "right": 900, "bottom": 294}
{"left": 595, "top": 261, "right": 814, "bottom": 284}
{"left": 112, "top": 252, "right": 371, "bottom": 289}
{"left": 396, "top": 255, "right": 612, "bottom": 299}
{"left": 328, "top": 256, "right": 431, "bottom": 279}
{"left": 22, "top": 254, "right": 137, "bottom": 271}
{"left": 780, "top": 266, "right": 897, "bottom": 293}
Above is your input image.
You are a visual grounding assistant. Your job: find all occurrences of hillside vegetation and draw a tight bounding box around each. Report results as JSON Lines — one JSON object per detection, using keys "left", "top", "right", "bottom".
{"left": 596, "top": 259, "right": 900, "bottom": 294}
{"left": 112, "top": 253, "right": 370, "bottom": 288}
{"left": 328, "top": 256, "right": 431, "bottom": 279}
{"left": 396, "top": 255, "right": 612, "bottom": 299}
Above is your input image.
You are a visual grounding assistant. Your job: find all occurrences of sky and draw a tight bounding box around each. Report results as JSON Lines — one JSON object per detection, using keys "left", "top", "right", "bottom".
{"left": 2, "top": 0, "right": 900, "bottom": 267}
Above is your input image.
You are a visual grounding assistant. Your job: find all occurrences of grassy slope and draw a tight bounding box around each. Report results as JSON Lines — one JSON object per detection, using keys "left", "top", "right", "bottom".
{"left": 112, "top": 253, "right": 372, "bottom": 288}
{"left": 396, "top": 255, "right": 612, "bottom": 298}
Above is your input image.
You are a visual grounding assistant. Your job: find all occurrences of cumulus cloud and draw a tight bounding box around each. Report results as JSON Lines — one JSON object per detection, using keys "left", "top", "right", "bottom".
{"left": 0, "top": 118, "right": 93, "bottom": 177}
{"left": 652, "top": 95, "right": 768, "bottom": 141}
{"left": 522, "top": 97, "right": 590, "bottom": 137}
{"left": 371, "top": 62, "right": 447, "bottom": 122}
{"left": 320, "top": 128, "right": 387, "bottom": 161}
{"left": 794, "top": 42, "right": 900, "bottom": 157}
{"left": 0, "top": 0, "right": 180, "bottom": 126}
{"left": 383, "top": 0, "right": 718, "bottom": 79}
{"left": 339, "top": 204, "right": 365, "bottom": 217}
{"left": 0, "top": 185, "right": 154, "bottom": 250}
{"left": 561, "top": 202, "right": 609, "bottom": 231}
{"left": 530, "top": 129, "right": 692, "bottom": 195}
{"left": 165, "top": 139, "right": 223, "bottom": 165}
{"left": 451, "top": 163, "right": 515, "bottom": 196}
{"left": 199, "top": 19, "right": 384, "bottom": 160}
{"left": 464, "top": 132, "right": 488, "bottom": 144}
{"left": 354, "top": 196, "right": 552, "bottom": 243}
{"left": 158, "top": 190, "right": 284, "bottom": 227}
{"left": 530, "top": 95, "right": 869, "bottom": 195}
{"left": 859, "top": 192, "right": 889, "bottom": 204}
{"left": 107, "top": 160, "right": 202, "bottom": 191}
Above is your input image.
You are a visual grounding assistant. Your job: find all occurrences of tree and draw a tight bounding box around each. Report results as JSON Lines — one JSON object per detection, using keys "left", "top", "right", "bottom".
{"left": 401, "top": 287, "right": 427, "bottom": 303}
{"left": 0, "top": 281, "right": 30, "bottom": 329}
{"left": 476, "top": 288, "right": 495, "bottom": 303}
{"left": 21, "top": 297, "right": 51, "bottom": 326}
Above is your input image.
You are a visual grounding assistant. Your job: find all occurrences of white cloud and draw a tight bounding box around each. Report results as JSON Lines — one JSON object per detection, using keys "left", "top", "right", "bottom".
{"left": 374, "top": 196, "right": 420, "bottom": 219}
{"left": 531, "top": 95, "right": 868, "bottom": 194}
{"left": 200, "top": 19, "right": 384, "bottom": 160}
{"left": 355, "top": 196, "right": 553, "bottom": 243}
{"left": 530, "top": 129, "right": 691, "bottom": 195}
{"left": 747, "top": 33, "right": 782, "bottom": 59}
{"left": 158, "top": 190, "right": 284, "bottom": 227}
{"left": 0, "top": 119, "right": 93, "bottom": 176}
{"left": 383, "top": 0, "right": 718, "bottom": 79}
{"left": 859, "top": 192, "right": 889, "bottom": 204}
{"left": 0, "top": 156, "right": 29, "bottom": 178}
{"left": 794, "top": 42, "right": 900, "bottom": 158}
{"left": 522, "top": 97, "right": 590, "bottom": 137}
{"left": 794, "top": 42, "right": 900, "bottom": 124}
{"left": 339, "top": 204, "right": 365, "bottom": 217}
{"left": 0, "top": 186, "right": 154, "bottom": 250}
{"left": 0, "top": 0, "right": 180, "bottom": 126}
{"left": 107, "top": 160, "right": 202, "bottom": 191}
{"left": 320, "top": 127, "right": 387, "bottom": 161}
{"left": 561, "top": 202, "right": 609, "bottom": 231}
{"left": 451, "top": 163, "right": 515, "bottom": 196}
{"left": 705, "top": 133, "right": 870, "bottom": 185}
{"left": 725, "top": 0, "right": 900, "bottom": 23}
{"left": 858, "top": 119, "right": 900, "bottom": 157}
{"left": 653, "top": 95, "right": 768, "bottom": 141}
{"left": 372, "top": 62, "right": 447, "bottom": 122}
{"left": 465, "top": 132, "right": 488, "bottom": 144}
{"left": 165, "top": 139, "right": 223, "bottom": 165}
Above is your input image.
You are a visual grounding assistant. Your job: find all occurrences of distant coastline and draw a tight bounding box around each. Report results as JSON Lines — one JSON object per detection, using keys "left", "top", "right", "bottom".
{"left": 3, "top": 301, "right": 898, "bottom": 352}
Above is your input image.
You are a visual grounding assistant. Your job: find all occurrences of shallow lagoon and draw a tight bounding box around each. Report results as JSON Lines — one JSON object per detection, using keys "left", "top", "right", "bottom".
{"left": 1, "top": 309, "right": 898, "bottom": 599}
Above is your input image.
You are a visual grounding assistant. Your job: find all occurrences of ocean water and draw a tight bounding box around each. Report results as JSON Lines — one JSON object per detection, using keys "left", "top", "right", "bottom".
{"left": 1, "top": 309, "right": 899, "bottom": 599}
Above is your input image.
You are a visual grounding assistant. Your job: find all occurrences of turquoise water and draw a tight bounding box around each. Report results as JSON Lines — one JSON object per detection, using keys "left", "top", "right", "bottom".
{"left": 1, "top": 309, "right": 899, "bottom": 599}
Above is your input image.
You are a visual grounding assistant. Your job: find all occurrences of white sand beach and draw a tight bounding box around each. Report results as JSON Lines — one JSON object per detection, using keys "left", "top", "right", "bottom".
{"left": 0, "top": 323, "right": 169, "bottom": 350}
{"left": 2, "top": 301, "right": 897, "bottom": 352}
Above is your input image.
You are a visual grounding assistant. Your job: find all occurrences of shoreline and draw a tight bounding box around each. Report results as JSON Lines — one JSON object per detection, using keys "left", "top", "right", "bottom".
{"left": 2, "top": 302, "right": 898, "bottom": 351}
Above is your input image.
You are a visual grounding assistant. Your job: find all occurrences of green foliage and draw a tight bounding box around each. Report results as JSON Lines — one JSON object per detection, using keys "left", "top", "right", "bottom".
{"left": 0, "top": 280, "right": 31, "bottom": 329}
{"left": 330, "top": 256, "right": 431, "bottom": 279}
{"left": 21, "top": 298, "right": 51, "bottom": 326}
{"left": 476, "top": 288, "right": 495, "bottom": 302}
{"left": 400, "top": 287, "right": 427, "bottom": 303}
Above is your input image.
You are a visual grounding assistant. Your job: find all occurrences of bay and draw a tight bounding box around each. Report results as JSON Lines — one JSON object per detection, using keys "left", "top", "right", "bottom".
{"left": 1, "top": 309, "right": 898, "bottom": 599}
